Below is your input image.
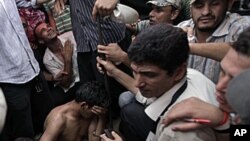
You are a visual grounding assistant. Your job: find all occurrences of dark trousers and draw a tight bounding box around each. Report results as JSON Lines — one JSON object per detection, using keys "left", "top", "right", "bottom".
{"left": 50, "top": 82, "right": 80, "bottom": 107}
{"left": 119, "top": 100, "right": 155, "bottom": 141}
{"left": 0, "top": 72, "right": 54, "bottom": 141}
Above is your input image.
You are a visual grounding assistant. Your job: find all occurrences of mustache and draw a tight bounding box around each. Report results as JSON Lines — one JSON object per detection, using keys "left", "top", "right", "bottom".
{"left": 197, "top": 15, "right": 215, "bottom": 21}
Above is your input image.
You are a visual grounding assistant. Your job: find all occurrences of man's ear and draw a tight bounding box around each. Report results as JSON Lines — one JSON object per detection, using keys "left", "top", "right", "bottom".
{"left": 173, "top": 63, "right": 187, "bottom": 82}
{"left": 171, "top": 9, "right": 180, "bottom": 21}
{"left": 80, "top": 101, "right": 87, "bottom": 108}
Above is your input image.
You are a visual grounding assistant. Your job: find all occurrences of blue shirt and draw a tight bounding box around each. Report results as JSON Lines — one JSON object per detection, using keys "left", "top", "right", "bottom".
{"left": 70, "top": 0, "right": 126, "bottom": 52}
{"left": 0, "top": 0, "right": 40, "bottom": 84}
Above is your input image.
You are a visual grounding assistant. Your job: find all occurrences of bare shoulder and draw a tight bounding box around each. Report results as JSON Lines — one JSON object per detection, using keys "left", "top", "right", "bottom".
{"left": 44, "top": 105, "right": 69, "bottom": 128}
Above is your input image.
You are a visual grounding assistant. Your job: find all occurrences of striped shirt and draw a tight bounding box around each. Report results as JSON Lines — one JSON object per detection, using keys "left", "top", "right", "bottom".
{"left": 43, "top": 0, "right": 72, "bottom": 34}
{"left": 0, "top": 0, "right": 40, "bottom": 84}
{"left": 70, "top": 0, "right": 126, "bottom": 52}
{"left": 178, "top": 12, "right": 250, "bottom": 83}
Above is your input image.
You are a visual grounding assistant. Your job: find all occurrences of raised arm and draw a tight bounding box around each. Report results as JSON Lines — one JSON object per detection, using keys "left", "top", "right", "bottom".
{"left": 189, "top": 42, "right": 231, "bottom": 61}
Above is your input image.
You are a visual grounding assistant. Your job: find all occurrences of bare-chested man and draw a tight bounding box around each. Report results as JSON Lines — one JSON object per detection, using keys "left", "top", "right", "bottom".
{"left": 40, "top": 81, "right": 111, "bottom": 141}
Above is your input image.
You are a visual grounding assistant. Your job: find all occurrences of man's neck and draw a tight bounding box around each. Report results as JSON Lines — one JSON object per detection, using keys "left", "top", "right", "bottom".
{"left": 196, "top": 29, "right": 214, "bottom": 43}
{"left": 47, "top": 38, "right": 62, "bottom": 53}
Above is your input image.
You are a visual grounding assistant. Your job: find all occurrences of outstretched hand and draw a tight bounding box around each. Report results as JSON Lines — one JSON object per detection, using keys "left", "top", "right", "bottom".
{"left": 162, "top": 97, "right": 224, "bottom": 131}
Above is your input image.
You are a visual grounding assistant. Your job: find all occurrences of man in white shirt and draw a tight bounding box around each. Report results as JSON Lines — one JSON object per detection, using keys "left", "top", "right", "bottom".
{"left": 34, "top": 22, "right": 80, "bottom": 106}
{"left": 98, "top": 24, "right": 220, "bottom": 141}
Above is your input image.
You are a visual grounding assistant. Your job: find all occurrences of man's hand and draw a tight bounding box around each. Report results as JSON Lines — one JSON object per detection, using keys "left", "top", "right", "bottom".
{"left": 54, "top": 0, "right": 68, "bottom": 15}
{"left": 92, "top": 0, "right": 118, "bottom": 20}
{"left": 62, "top": 40, "right": 73, "bottom": 62}
{"left": 97, "top": 43, "right": 127, "bottom": 65}
{"left": 96, "top": 56, "right": 118, "bottom": 77}
{"left": 91, "top": 106, "right": 108, "bottom": 118}
{"left": 100, "top": 131, "right": 123, "bottom": 141}
{"left": 162, "top": 97, "right": 224, "bottom": 131}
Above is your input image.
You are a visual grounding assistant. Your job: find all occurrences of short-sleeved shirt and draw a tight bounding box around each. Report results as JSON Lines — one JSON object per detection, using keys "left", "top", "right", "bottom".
{"left": 177, "top": 13, "right": 250, "bottom": 83}
{"left": 43, "top": 31, "right": 80, "bottom": 92}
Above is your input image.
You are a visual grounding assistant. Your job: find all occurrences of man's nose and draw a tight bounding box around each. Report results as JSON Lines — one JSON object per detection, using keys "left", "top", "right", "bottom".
{"left": 134, "top": 75, "right": 146, "bottom": 88}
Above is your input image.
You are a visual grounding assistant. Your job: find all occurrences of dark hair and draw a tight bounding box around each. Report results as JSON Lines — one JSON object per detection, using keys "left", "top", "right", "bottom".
{"left": 75, "top": 81, "right": 111, "bottom": 108}
{"left": 232, "top": 27, "right": 250, "bottom": 57}
{"left": 128, "top": 23, "right": 190, "bottom": 76}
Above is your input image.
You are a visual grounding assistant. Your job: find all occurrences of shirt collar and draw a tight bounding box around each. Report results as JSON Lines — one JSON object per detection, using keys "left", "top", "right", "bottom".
{"left": 145, "top": 77, "right": 187, "bottom": 121}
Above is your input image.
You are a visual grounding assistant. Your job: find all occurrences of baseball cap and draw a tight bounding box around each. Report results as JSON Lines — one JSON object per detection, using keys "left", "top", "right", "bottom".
{"left": 226, "top": 69, "right": 250, "bottom": 124}
{"left": 147, "top": 0, "right": 182, "bottom": 9}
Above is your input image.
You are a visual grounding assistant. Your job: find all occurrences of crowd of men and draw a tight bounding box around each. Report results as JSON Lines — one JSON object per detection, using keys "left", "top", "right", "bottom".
{"left": 0, "top": 0, "right": 250, "bottom": 141}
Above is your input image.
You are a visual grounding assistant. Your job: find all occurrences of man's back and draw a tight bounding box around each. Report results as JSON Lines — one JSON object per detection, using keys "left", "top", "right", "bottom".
{"left": 41, "top": 101, "right": 90, "bottom": 141}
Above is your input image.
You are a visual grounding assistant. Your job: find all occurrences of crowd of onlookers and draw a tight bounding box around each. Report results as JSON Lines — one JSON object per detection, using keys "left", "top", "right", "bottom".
{"left": 0, "top": 0, "right": 250, "bottom": 141}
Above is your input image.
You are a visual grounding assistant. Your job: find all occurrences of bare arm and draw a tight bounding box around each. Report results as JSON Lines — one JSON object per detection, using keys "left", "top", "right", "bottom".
{"left": 189, "top": 42, "right": 231, "bottom": 61}
{"left": 40, "top": 113, "right": 66, "bottom": 141}
{"left": 58, "top": 40, "right": 74, "bottom": 88}
{"left": 88, "top": 106, "right": 108, "bottom": 141}
{"left": 46, "top": 10, "right": 57, "bottom": 31}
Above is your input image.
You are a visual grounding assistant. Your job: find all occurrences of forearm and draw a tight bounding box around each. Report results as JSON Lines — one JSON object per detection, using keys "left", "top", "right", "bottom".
{"left": 189, "top": 43, "right": 231, "bottom": 61}
{"left": 95, "top": 116, "right": 107, "bottom": 137}
{"left": 120, "top": 52, "right": 131, "bottom": 67}
{"left": 60, "top": 60, "right": 73, "bottom": 87}
{"left": 111, "top": 68, "right": 138, "bottom": 94}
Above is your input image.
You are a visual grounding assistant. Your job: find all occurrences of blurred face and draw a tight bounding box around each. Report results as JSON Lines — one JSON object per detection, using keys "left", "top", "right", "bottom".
{"left": 216, "top": 48, "right": 250, "bottom": 113}
{"left": 131, "top": 62, "right": 176, "bottom": 98}
{"left": 34, "top": 23, "right": 57, "bottom": 42}
{"left": 149, "top": 5, "right": 175, "bottom": 25}
{"left": 191, "top": 0, "right": 230, "bottom": 32}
